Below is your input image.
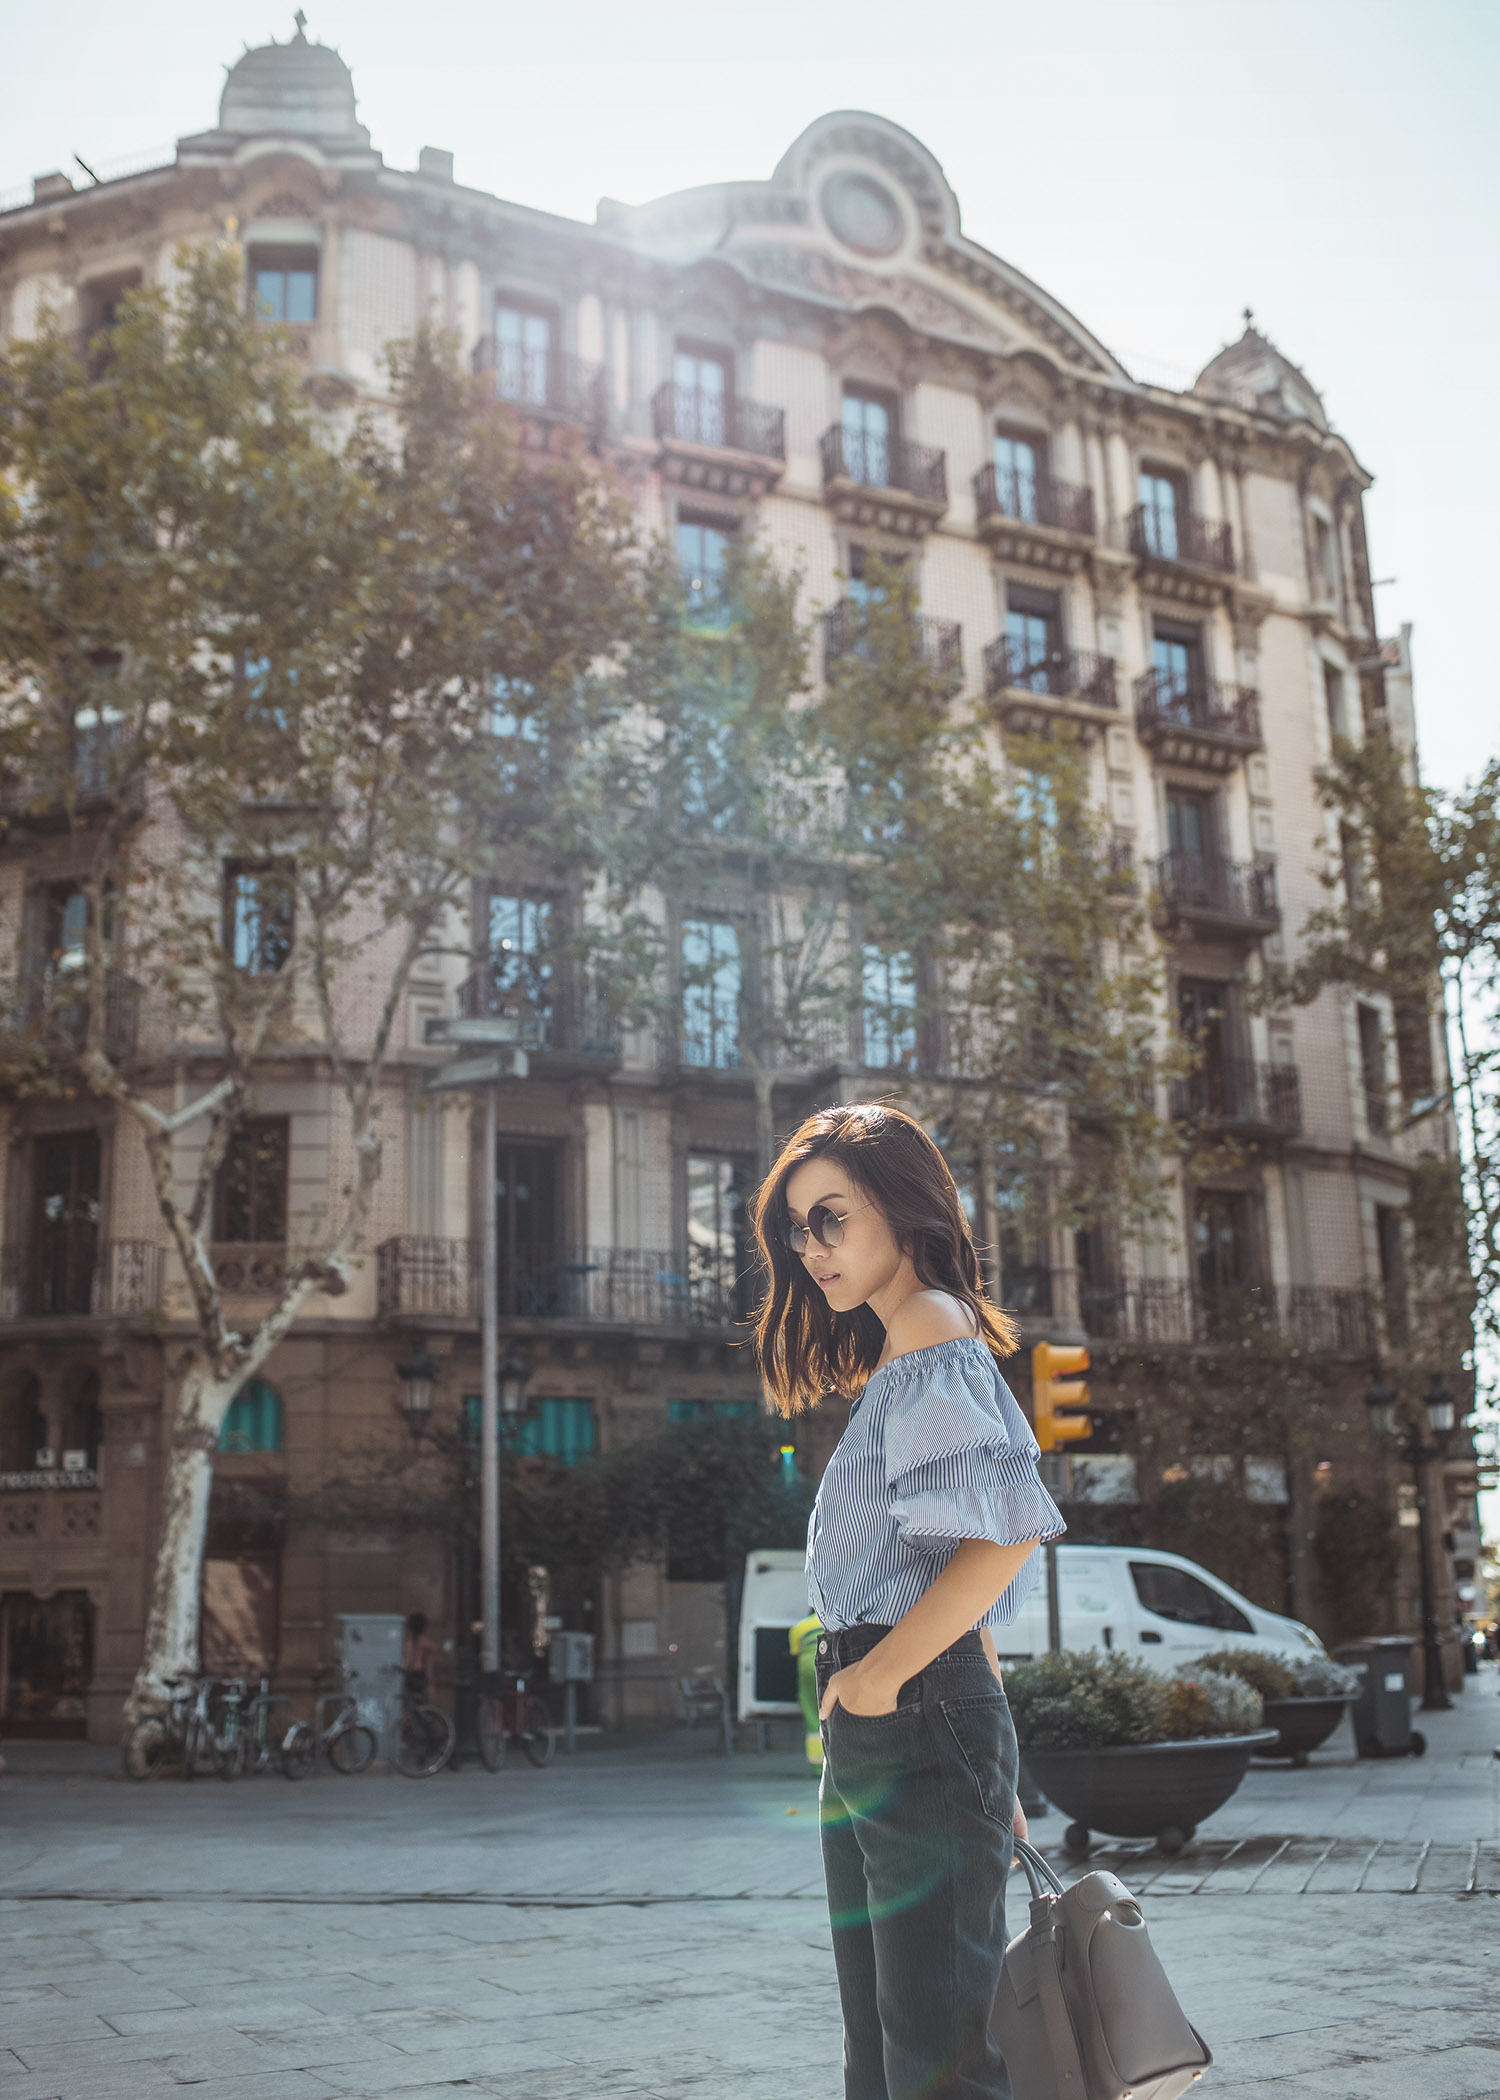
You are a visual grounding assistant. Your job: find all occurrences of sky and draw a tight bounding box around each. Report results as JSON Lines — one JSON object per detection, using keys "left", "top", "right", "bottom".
{"left": 4, "top": 0, "right": 1497, "bottom": 792}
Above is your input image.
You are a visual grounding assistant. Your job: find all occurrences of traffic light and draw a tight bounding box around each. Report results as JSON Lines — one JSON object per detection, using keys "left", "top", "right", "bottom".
{"left": 1032, "top": 1342, "right": 1090, "bottom": 1452}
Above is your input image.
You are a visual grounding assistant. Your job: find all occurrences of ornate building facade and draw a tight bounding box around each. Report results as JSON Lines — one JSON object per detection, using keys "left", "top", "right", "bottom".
{"left": 0, "top": 26, "right": 1475, "bottom": 1736}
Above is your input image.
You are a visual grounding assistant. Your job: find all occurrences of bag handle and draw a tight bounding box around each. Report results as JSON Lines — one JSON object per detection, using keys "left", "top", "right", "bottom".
{"left": 1034, "top": 1911, "right": 1090, "bottom": 2094}
{"left": 1012, "top": 1836, "right": 1066, "bottom": 1901}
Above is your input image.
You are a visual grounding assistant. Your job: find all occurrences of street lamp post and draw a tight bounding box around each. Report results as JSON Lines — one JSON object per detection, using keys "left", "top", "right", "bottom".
{"left": 1365, "top": 1372, "right": 1457, "bottom": 1712}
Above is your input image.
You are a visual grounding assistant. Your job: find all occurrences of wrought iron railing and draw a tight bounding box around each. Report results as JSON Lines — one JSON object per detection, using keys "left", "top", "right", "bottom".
{"left": 1134, "top": 670, "right": 1261, "bottom": 746}
{"left": 651, "top": 383, "right": 785, "bottom": 462}
{"left": 375, "top": 1238, "right": 754, "bottom": 1329}
{"left": 983, "top": 639, "right": 1117, "bottom": 707}
{"left": 0, "top": 964, "right": 141, "bottom": 1065}
{"left": 819, "top": 426, "right": 947, "bottom": 507}
{"left": 1126, "top": 503, "right": 1235, "bottom": 574}
{"left": 822, "top": 598, "right": 962, "bottom": 686}
{"left": 973, "top": 465, "right": 1094, "bottom": 537}
{"left": 455, "top": 964, "right": 619, "bottom": 1058}
{"left": 211, "top": 1244, "right": 287, "bottom": 1294}
{"left": 0, "top": 1238, "right": 163, "bottom": 1321}
{"left": 1081, "top": 1280, "right": 1376, "bottom": 1353}
{"left": 1169, "top": 1057, "right": 1303, "bottom": 1134}
{"left": 1153, "top": 851, "right": 1280, "bottom": 931}
{"left": 0, "top": 721, "right": 137, "bottom": 819}
{"left": 471, "top": 339, "right": 608, "bottom": 432}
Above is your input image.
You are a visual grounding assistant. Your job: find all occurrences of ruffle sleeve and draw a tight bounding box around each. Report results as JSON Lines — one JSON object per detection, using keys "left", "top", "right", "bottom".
{"left": 881, "top": 1340, "right": 1065, "bottom": 1621}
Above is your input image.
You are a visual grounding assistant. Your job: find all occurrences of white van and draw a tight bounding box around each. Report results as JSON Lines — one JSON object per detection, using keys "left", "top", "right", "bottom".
{"left": 737, "top": 1543, "right": 1323, "bottom": 1718}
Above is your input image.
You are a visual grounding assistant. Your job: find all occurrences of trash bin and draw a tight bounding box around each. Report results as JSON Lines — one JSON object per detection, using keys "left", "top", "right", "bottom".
{"left": 1333, "top": 1637, "right": 1424, "bottom": 1758}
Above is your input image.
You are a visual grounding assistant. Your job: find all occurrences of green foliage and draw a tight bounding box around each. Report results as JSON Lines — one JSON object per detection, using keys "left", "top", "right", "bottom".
{"left": 1192, "top": 1648, "right": 1297, "bottom": 1701}
{"left": 1007, "top": 1648, "right": 1265, "bottom": 1750}
{"left": 1006, "top": 1650, "right": 1171, "bottom": 1750}
{"left": 1313, "top": 1488, "right": 1398, "bottom": 1643}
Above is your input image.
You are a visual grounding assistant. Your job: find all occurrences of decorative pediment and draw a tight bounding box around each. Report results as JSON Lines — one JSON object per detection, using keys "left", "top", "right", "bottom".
{"left": 734, "top": 244, "right": 1009, "bottom": 353}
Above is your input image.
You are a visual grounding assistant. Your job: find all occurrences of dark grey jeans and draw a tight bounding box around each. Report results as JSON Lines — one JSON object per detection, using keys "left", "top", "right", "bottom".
{"left": 817, "top": 1625, "right": 1017, "bottom": 2100}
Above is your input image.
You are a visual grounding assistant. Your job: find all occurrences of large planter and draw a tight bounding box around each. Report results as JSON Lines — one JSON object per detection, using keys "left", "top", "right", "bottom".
{"left": 1025, "top": 1730, "right": 1278, "bottom": 1856}
{"left": 1258, "top": 1695, "right": 1351, "bottom": 1766}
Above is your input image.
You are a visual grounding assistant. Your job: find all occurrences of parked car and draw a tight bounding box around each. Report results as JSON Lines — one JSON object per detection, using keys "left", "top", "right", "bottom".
{"left": 737, "top": 1543, "right": 1323, "bottom": 1719}
{"left": 997, "top": 1545, "right": 1325, "bottom": 1673}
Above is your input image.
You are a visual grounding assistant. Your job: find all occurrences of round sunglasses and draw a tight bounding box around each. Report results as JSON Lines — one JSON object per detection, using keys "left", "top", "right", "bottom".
{"left": 785, "top": 1203, "right": 849, "bottom": 1256}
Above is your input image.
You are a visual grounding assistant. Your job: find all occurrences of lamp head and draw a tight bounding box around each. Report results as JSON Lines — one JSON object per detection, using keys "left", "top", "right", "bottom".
{"left": 498, "top": 1346, "right": 531, "bottom": 1417}
{"left": 1423, "top": 1374, "right": 1456, "bottom": 1441}
{"left": 395, "top": 1335, "right": 438, "bottom": 1435}
{"left": 1363, "top": 1375, "right": 1399, "bottom": 1439}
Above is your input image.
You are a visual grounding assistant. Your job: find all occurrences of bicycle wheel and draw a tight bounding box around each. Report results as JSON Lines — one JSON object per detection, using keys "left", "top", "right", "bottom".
{"left": 519, "top": 1695, "right": 556, "bottom": 1768}
{"left": 328, "top": 1721, "right": 377, "bottom": 1775}
{"left": 122, "top": 1715, "right": 169, "bottom": 1781}
{"left": 280, "top": 1723, "right": 317, "bottom": 1780}
{"left": 391, "top": 1703, "right": 455, "bottom": 1777}
{"left": 476, "top": 1696, "right": 507, "bottom": 1772}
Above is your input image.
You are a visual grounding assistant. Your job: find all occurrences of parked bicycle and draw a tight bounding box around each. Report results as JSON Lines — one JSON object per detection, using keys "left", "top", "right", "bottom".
{"left": 213, "top": 1674, "right": 301, "bottom": 1779}
{"left": 477, "top": 1668, "right": 556, "bottom": 1770}
{"left": 385, "top": 1664, "right": 456, "bottom": 1777}
{"left": 281, "top": 1663, "right": 378, "bottom": 1779}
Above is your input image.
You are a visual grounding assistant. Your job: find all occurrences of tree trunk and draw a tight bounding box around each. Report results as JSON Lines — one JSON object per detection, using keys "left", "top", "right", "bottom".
{"left": 127, "top": 1357, "right": 240, "bottom": 1716}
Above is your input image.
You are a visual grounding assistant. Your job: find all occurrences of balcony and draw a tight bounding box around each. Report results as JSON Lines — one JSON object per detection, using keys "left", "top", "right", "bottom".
{"left": 453, "top": 964, "right": 620, "bottom": 1069}
{"left": 1134, "top": 670, "right": 1262, "bottom": 772}
{"left": 1126, "top": 504, "right": 1236, "bottom": 603}
{"left": 375, "top": 1238, "right": 751, "bottom": 1331}
{"left": 983, "top": 640, "right": 1117, "bottom": 735}
{"left": 823, "top": 597, "right": 962, "bottom": 692}
{"left": 1169, "top": 1057, "right": 1303, "bottom": 1139}
{"left": 1, "top": 964, "right": 140, "bottom": 1067}
{"left": 0, "top": 1238, "right": 163, "bottom": 1323}
{"left": 1153, "top": 851, "right": 1279, "bottom": 940}
{"left": 973, "top": 465, "right": 1095, "bottom": 572}
{"left": 471, "top": 339, "right": 608, "bottom": 447}
{"left": 1082, "top": 1280, "right": 1375, "bottom": 1354}
{"left": 211, "top": 1244, "right": 287, "bottom": 1295}
{"left": 0, "top": 721, "right": 142, "bottom": 830}
{"left": 651, "top": 383, "right": 785, "bottom": 499}
{"left": 818, "top": 427, "right": 947, "bottom": 538}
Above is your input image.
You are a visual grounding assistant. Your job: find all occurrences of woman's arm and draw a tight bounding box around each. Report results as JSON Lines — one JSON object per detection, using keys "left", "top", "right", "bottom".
{"left": 818, "top": 1535, "right": 1039, "bottom": 1719}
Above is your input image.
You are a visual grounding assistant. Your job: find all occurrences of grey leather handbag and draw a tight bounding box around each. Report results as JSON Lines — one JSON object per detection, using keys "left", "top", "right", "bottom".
{"left": 993, "top": 1839, "right": 1212, "bottom": 2100}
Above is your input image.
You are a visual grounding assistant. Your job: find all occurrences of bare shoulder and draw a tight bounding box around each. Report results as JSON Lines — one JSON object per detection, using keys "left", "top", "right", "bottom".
{"left": 883, "top": 1289, "right": 978, "bottom": 1361}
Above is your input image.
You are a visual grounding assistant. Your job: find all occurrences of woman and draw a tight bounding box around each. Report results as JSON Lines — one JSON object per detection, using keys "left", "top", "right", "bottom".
{"left": 752, "top": 1103, "right": 1063, "bottom": 2100}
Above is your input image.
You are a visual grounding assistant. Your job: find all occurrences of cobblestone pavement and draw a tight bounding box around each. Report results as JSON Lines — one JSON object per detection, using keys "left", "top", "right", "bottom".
{"left": 2, "top": 1675, "right": 1497, "bottom": 2098}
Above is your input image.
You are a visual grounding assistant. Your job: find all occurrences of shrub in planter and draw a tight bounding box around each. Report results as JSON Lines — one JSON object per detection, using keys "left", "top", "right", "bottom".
{"left": 1194, "top": 1647, "right": 1360, "bottom": 1765}
{"left": 1005, "top": 1650, "right": 1171, "bottom": 1752}
{"left": 1008, "top": 1650, "right": 1275, "bottom": 1854}
{"left": 1192, "top": 1648, "right": 1296, "bottom": 1701}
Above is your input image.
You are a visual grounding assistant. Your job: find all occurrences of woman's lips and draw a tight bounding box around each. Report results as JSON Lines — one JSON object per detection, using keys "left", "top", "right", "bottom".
{"left": 816, "top": 1273, "right": 840, "bottom": 1289}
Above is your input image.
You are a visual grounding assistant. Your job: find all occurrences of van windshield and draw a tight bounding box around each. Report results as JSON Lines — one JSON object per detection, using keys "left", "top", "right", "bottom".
{"left": 1129, "top": 1561, "right": 1253, "bottom": 1633}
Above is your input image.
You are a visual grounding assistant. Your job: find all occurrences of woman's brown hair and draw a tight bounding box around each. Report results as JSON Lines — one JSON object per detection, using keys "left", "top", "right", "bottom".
{"left": 749, "top": 1102, "right": 1019, "bottom": 1416}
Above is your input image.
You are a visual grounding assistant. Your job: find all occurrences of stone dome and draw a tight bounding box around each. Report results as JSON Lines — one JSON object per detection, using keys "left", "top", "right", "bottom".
{"left": 218, "top": 19, "right": 369, "bottom": 144}
{"left": 1194, "top": 315, "right": 1327, "bottom": 430}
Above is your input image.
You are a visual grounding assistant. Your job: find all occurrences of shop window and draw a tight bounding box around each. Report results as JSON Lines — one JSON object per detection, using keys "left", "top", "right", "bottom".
{"left": 217, "top": 1377, "right": 284, "bottom": 1455}
{"left": 214, "top": 1120, "right": 289, "bottom": 1244}
{"left": 0, "top": 1591, "right": 93, "bottom": 1737}
{"left": 514, "top": 1396, "right": 596, "bottom": 1467}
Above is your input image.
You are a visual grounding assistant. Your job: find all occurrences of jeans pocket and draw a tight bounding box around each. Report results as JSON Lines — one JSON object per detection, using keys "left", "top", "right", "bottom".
{"left": 940, "top": 1693, "right": 1015, "bottom": 1824}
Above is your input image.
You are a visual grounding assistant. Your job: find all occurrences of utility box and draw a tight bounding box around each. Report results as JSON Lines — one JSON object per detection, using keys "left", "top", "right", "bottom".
{"left": 335, "top": 1613, "right": 406, "bottom": 1749}
{"left": 551, "top": 1631, "right": 594, "bottom": 1682}
{"left": 1333, "top": 1636, "right": 1419, "bottom": 1758}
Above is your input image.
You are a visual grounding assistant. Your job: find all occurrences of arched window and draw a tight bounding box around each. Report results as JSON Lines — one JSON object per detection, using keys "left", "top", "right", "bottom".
{"left": 217, "top": 1378, "right": 283, "bottom": 1455}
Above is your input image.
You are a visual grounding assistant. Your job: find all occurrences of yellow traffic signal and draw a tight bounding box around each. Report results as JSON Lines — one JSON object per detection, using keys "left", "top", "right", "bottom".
{"left": 1032, "top": 1341, "right": 1091, "bottom": 1452}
